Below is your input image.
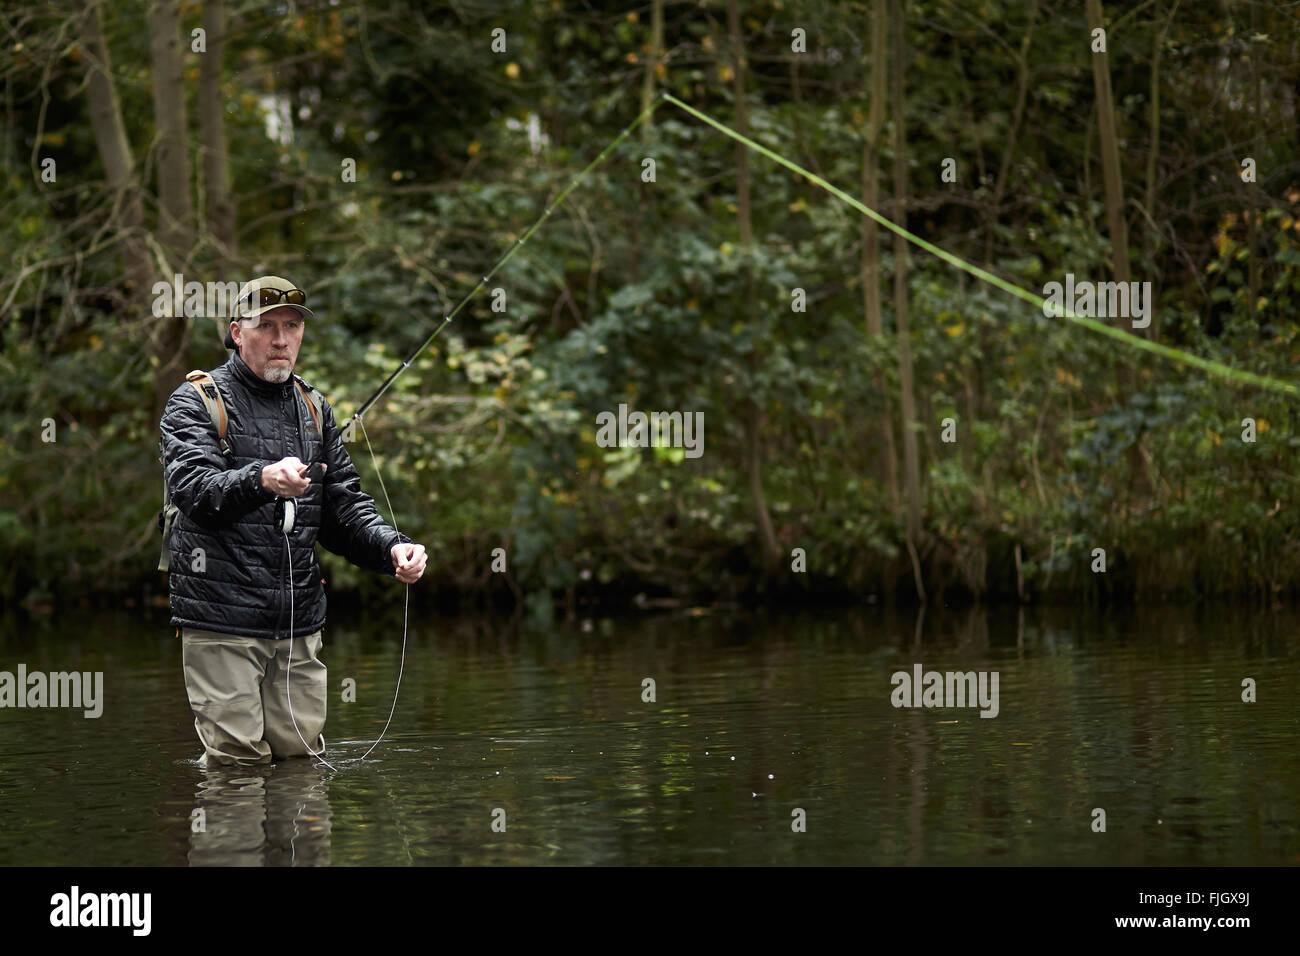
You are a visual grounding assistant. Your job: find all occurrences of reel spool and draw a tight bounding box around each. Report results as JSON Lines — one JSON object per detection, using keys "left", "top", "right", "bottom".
{"left": 280, "top": 497, "right": 296, "bottom": 534}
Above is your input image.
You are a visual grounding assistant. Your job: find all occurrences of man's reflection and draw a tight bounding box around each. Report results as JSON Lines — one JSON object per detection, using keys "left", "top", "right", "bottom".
{"left": 189, "top": 760, "right": 331, "bottom": 865}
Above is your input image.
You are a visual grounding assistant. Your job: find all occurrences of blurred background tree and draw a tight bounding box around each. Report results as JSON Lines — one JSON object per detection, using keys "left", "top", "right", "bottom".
{"left": 2, "top": 0, "right": 1298, "bottom": 612}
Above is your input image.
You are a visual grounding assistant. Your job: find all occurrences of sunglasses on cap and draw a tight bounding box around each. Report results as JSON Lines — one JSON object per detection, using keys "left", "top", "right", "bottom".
{"left": 241, "top": 287, "right": 307, "bottom": 311}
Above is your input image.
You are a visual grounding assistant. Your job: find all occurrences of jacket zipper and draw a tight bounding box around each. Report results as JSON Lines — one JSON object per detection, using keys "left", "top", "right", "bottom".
{"left": 275, "top": 388, "right": 290, "bottom": 639}
{"left": 277, "top": 385, "right": 307, "bottom": 640}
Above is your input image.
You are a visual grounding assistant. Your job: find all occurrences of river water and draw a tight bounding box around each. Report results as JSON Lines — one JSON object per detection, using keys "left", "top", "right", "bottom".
{"left": 0, "top": 603, "right": 1296, "bottom": 865}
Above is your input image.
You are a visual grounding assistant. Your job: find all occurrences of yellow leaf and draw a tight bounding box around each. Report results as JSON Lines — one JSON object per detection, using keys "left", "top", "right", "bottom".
{"left": 1054, "top": 368, "right": 1082, "bottom": 389}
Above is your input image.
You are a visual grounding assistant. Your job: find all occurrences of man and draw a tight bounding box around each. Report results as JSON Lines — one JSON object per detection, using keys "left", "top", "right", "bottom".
{"left": 159, "top": 275, "right": 427, "bottom": 768}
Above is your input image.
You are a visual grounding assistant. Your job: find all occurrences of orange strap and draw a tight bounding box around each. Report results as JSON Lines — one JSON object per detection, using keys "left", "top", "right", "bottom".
{"left": 185, "top": 370, "right": 228, "bottom": 441}
{"left": 295, "top": 380, "right": 321, "bottom": 434}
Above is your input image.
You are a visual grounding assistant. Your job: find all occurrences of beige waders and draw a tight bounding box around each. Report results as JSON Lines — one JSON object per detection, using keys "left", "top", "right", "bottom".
{"left": 180, "top": 627, "right": 327, "bottom": 767}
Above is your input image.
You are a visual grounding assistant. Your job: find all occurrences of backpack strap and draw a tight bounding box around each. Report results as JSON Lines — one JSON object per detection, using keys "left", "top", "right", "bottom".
{"left": 157, "top": 460, "right": 177, "bottom": 573}
{"left": 294, "top": 377, "right": 323, "bottom": 436}
{"left": 185, "top": 370, "right": 232, "bottom": 459}
{"left": 158, "top": 370, "right": 230, "bottom": 573}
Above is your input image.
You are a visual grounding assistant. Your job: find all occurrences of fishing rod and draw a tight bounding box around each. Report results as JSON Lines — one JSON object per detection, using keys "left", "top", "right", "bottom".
{"left": 324, "top": 84, "right": 1293, "bottom": 766}
{"left": 340, "top": 89, "right": 674, "bottom": 434}
{"left": 321, "top": 90, "right": 671, "bottom": 765}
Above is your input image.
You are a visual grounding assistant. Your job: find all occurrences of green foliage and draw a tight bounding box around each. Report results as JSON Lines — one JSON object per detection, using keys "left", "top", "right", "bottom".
{"left": 3, "top": 0, "right": 1300, "bottom": 606}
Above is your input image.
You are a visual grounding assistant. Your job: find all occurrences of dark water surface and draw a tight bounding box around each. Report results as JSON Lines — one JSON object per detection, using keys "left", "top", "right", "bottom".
{"left": 0, "top": 603, "right": 1296, "bottom": 865}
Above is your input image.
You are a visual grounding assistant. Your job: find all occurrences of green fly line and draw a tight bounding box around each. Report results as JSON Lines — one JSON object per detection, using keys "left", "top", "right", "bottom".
{"left": 345, "top": 87, "right": 1296, "bottom": 428}
{"left": 661, "top": 92, "right": 1296, "bottom": 398}
{"left": 333, "top": 89, "right": 1295, "bottom": 762}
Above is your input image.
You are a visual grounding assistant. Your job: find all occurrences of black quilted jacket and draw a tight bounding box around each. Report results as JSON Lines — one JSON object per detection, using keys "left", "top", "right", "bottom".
{"left": 159, "top": 350, "right": 410, "bottom": 639}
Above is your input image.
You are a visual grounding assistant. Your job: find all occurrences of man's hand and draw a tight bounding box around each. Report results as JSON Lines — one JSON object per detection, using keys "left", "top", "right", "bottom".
{"left": 261, "top": 456, "right": 325, "bottom": 497}
{"left": 391, "top": 542, "right": 427, "bottom": 584}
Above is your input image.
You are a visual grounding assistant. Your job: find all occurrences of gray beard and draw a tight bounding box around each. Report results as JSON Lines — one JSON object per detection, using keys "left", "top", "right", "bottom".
{"left": 263, "top": 364, "right": 292, "bottom": 384}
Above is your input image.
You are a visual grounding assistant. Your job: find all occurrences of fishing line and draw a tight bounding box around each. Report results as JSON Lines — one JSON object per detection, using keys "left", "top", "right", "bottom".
{"left": 279, "top": 428, "right": 409, "bottom": 768}
{"left": 343, "top": 88, "right": 1294, "bottom": 415}
{"left": 318, "top": 93, "right": 668, "bottom": 767}
{"left": 356, "top": 415, "right": 409, "bottom": 762}
{"left": 338, "top": 91, "right": 671, "bottom": 433}
{"left": 315, "top": 87, "right": 1294, "bottom": 767}
{"left": 658, "top": 92, "right": 1298, "bottom": 398}
{"left": 283, "top": 529, "right": 338, "bottom": 772}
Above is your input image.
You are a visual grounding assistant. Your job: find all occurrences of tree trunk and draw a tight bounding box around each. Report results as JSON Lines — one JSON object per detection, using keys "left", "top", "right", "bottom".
{"left": 891, "top": 0, "right": 924, "bottom": 601}
{"left": 1143, "top": 1, "right": 1178, "bottom": 317}
{"left": 78, "top": 2, "right": 152, "bottom": 316}
{"left": 199, "top": 3, "right": 236, "bottom": 253}
{"left": 983, "top": 0, "right": 1037, "bottom": 266}
{"left": 199, "top": 0, "right": 237, "bottom": 344}
{"left": 1086, "top": 0, "right": 1144, "bottom": 509}
{"left": 148, "top": 0, "right": 194, "bottom": 419}
{"left": 862, "top": 0, "right": 887, "bottom": 340}
{"left": 639, "top": 0, "right": 664, "bottom": 141}
{"left": 630, "top": 1, "right": 662, "bottom": 286}
{"left": 861, "top": 0, "right": 899, "bottom": 512}
{"left": 1247, "top": 0, "right": 1262, "bottom": 325}
{"left": 1085, "top": 0, "right": 1132, "bottom": 297}
{"left": 727, "top": 0, "right": 781, "bottom": 572}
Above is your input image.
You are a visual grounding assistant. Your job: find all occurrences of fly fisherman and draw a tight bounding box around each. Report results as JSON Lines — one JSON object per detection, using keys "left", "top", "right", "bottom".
{"left": 159, "top": 275, "right": 428, "bottom": 767}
